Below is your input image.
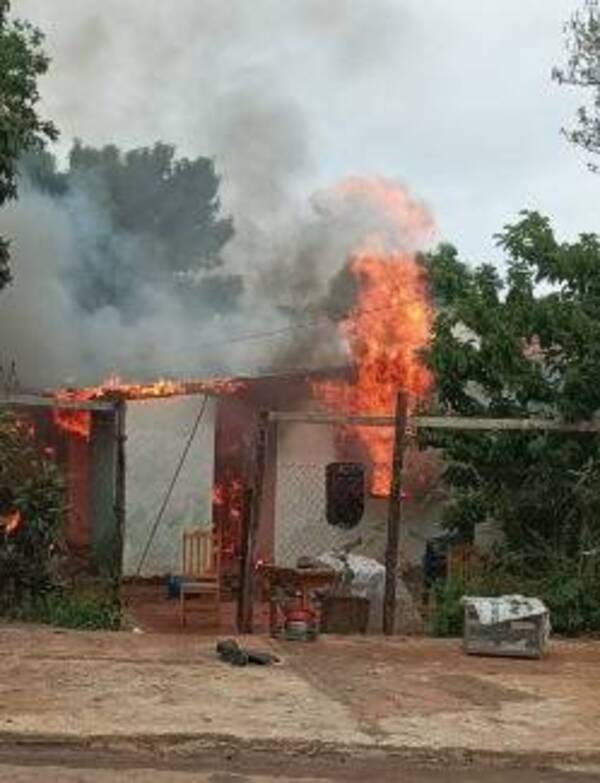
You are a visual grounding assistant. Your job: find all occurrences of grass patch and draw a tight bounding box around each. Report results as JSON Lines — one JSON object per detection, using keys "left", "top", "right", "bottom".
{"left": 1, "top": 582, "right": 122, "bottom": 631}
{"left": 42, "top": 590, "right": 121, "bottom": 631}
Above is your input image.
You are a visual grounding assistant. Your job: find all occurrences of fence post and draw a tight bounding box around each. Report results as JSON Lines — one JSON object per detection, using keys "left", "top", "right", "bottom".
{"left": 114, "top": 397, "right": 127, "bottom": 584}
{"left": 240, "top": 410, "right": 269, "bottom": 633}
{"left": 237, "top": 487, "right": 254, "bottom": 633}
{"left": 383, "top": 391, "right": 409, "bottom": 635}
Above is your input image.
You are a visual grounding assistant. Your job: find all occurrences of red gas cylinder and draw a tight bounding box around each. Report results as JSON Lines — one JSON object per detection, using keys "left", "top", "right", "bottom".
{"left": 283, "top": 603, "right": 318, "bottom": 641}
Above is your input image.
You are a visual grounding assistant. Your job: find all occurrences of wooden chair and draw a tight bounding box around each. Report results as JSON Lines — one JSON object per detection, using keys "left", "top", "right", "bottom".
{"left": 180, "top": 527, "right": 221, "bottom": 629}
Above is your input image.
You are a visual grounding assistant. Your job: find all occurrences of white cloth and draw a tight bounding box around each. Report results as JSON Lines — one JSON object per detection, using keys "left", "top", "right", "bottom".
{"left": 317, "top": 552, "right": 385, "bottom": 600}
{"left": 317, "top": 550, "right": 423, "bottom": 633}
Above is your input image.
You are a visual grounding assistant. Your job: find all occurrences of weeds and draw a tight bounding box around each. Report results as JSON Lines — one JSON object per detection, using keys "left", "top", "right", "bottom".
{"left": 429, "top": 545, "right": 600, "bottom": 638}
{"left": 41, "top": 591, "right": 121, "bottom": 631}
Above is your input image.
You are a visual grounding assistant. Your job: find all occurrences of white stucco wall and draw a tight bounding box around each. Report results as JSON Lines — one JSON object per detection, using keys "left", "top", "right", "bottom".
{"left": 123, "top": 396, "right": 215, "bottom": 577}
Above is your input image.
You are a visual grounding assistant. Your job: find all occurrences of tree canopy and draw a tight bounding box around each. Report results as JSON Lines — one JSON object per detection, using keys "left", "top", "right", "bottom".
{"left": 0, "top": 0, "right": 57, "bottom": 289}
{"left": 423, "top": 212, "right": 600, "bottom": 559}
{"left": 553, "top": 0, "right": 600, "bottom": 168}
{"left": 22, "top": 142, "right": 239, "bottom": 315}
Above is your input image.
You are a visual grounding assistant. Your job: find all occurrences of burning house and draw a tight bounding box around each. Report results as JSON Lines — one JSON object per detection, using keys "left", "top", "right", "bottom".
{"left": 2, "top": 362, "right": 444, "bottom": 595}
{"left": 1, "top": 177, "right": 448, "bottom": 615}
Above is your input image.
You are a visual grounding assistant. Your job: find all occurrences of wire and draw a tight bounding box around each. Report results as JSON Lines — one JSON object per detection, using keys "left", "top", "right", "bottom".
{"left": 153, "top": 298, "right": 420, "bottom": 381}
{"left": 135, "top": 394, "right": 209, "bottom": 577}
{"left": 157, "top": 296, "right": 424, "bottom": 381}
{"left": 191, "top": 301, "right": 401, "bottom": 351}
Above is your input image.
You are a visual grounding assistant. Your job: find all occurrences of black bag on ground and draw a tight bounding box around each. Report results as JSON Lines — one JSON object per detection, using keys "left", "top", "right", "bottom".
{"left": 216, "top": 639, "right": 279, "bottom": 667}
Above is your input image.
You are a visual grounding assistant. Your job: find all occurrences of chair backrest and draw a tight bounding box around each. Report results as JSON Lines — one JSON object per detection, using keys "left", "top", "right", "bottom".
{"left": 182, "top": 527, "right": 219, "bottom": 578}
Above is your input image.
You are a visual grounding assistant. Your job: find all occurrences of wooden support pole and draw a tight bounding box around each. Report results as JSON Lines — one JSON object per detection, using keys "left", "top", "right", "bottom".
{"left": 237, "top": 487, "right": 254, "bottom": 633}
{"left": 114, "top": 398, "right": 127, "bottom": 585}
{"left": 383, "top": 392, "right": 409, "bottom": 636}
{"left": 242, "top": 410, "right": 269, "bottom": 634}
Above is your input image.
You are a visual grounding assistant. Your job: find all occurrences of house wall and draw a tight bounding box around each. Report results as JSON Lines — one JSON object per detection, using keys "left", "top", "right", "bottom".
{"left": 273, "top": 420, "right": 444, "bottom": 568}
{"left": 90, "top": 411, "right": 119, "bottom": 576}
{"left": 123, "top": 396, "right": 216, "bottom": 577}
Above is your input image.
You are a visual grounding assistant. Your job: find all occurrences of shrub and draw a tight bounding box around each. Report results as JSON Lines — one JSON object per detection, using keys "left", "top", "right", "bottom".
{"left": 535, "top": 551, "right": 600, "bottom": 636}
{"left": 429, "top": 546, "right": 600, "bottom": 638}
{"left": 430, "top": 576, "right": 466, "bottom": 637}
{"left": 0, "top": 411, "right": 65, "bottom": 614}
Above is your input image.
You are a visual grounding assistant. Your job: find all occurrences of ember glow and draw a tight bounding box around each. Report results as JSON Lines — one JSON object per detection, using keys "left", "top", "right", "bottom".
{"left": 2, "top": 510, "right": 22, "bottom": 535}
{"left": 315, "top": 179, "right": 434, "bottom": 496}
{"left": 53, "top": 405, "right": 92, "bottom": 441}
{"left": 213, "top": 473, "right": 244, "bottom": 559}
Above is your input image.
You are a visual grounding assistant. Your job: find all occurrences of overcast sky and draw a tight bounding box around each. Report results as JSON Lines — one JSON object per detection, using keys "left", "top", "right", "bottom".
{"left": 14, "top": 0, "right": 599, "bottom": 266}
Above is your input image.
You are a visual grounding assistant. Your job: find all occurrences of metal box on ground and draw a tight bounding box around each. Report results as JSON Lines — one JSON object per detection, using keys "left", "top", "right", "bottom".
{"left": 321, "top": 595, "right": 370, "bottom": 634}
{"left": 463, "top": 596, "right": 550, "bottom": 659}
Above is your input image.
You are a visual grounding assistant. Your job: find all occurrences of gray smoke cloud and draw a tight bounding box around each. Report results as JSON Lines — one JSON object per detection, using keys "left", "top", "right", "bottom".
{"left": 1, "top": 0, "right": 421, "bottom": 387}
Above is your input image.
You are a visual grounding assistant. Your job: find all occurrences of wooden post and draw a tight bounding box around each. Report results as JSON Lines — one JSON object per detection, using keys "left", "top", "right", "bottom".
{"left": 383, "top": 392, "right": 409, "bottom": 636}
{"left": 114, "top": 398, "right": 127, "bottom": 585}
{"left": 237, "top": 487, "right": 254, "bottom": 633}
{"left": 241, "top": 410, "right": 269, "bottom": 633}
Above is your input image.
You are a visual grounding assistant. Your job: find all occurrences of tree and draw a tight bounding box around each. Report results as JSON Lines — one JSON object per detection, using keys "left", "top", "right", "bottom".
{"left": 68, "top": 141, "right": 234, "bottom": 273}
{"left": 0, "top": 0, "right": 58, "bottom": 288}
{"left": 22, "top": 142, "right": 239, "bottom": 314}
{"left": 553, "top": 0, "right": 600, "bottom": 169}
{"left": 423, "top": 212, "right": 600, "bottom": 560}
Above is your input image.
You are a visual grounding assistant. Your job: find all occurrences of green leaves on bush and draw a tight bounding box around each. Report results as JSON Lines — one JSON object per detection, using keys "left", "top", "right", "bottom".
{"left": 429, "top": 547, "right": 600, "bottom": 638}
{"left": 430, "top": 576, "right": 466, "bottom": 637}
{"left": 0, "top": 411, "right": 65, "bottom": 614}
{"left": 41, "top": 591, "right": 121, "bottom": 631}
{"left": 423, "top": 215, "right": 600, "bottom": 627}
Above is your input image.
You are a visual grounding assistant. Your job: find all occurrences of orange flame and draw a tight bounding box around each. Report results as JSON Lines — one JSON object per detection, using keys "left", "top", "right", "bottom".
{"left": 2, "top": 510, "right": 22, "bottom": 535}
{"left": 54, "top": 375, "right": 244, "bottom": 404}
{"left": 52, "top": 376, "right": 244, "bottom": 439}
{"left": 315, "top": 179, "right": 434, "bottom": 496}
{"left": 53, "top": 407, "right": 92, "bottom": 441}
{"left": 213, "top": 475, "right": 244, "bottom": 557}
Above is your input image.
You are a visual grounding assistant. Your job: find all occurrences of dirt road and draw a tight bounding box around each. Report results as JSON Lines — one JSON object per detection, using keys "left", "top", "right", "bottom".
{"left": 0, "top": 748, "right": 599, "bottom": 783}
{"left": 2, "top": 627, "right": 600, "bottom": 774}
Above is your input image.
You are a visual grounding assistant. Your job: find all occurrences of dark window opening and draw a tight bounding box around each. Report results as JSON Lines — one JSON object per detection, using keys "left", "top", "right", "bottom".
{"left": 325, "top": 462, "right": 365, "bottom": 530}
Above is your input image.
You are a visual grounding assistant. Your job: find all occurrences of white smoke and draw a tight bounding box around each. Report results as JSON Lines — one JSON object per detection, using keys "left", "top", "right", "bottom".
{"left": 1, "top": 0, "right": 424, "bottom": 387}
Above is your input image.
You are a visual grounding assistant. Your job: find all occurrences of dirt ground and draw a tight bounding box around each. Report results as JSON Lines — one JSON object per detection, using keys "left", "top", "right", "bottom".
{"left": 0, "top": 756, "right": 599, "bottom": 783}
{"left": 1, "top": 625, "right": 600, "bottom": 772}
{"left": 121, "top": 583, "right": 271, "bottom": 635}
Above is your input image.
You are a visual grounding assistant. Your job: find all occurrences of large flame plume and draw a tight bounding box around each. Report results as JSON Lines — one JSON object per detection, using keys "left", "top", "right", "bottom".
{"left": 315, "top": 178, "right": 434, "bottom": 496}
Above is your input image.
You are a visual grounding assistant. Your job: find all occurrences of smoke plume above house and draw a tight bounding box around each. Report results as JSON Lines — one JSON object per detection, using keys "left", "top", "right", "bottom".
{"left": 0, "top": 0, "right": 433, "bottom": 387}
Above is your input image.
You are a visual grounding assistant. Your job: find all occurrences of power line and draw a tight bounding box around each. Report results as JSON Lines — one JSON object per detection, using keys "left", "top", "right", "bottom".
{"left": 192, "top": 301, "right": 402, "bottom": 351}
{"left": 158, "top": 298, "right": 423, "bottom": 381}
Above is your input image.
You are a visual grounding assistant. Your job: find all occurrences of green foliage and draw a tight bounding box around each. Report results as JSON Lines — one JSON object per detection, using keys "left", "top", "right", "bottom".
{"left": 21, "top": 141, "right": 239, "bottom": 315}
{"left": 40, "top": 590, "right": 121, "bottom": 631}
{"left": 430, "top": 546, "right": 600, "bottom": 638}
{"left": 423, "top": 214, "right": 600, "bottom": 568}
{"left": 430, "top": 576, "right": 465, "bottom": 637}
{"left": 0, "top": 0, "right": 58, "bottom": 288}
{"left": 424, "top": 214, "right": 600, "bottom": 637}
{"left": 0, "top": 411, "right": 65, "bottom": 613}
{"left": 553, "top": 0, "right": 600, "bottom": 169}
{"left": 69, "top": 141, "right": 234, "bottom": 269}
